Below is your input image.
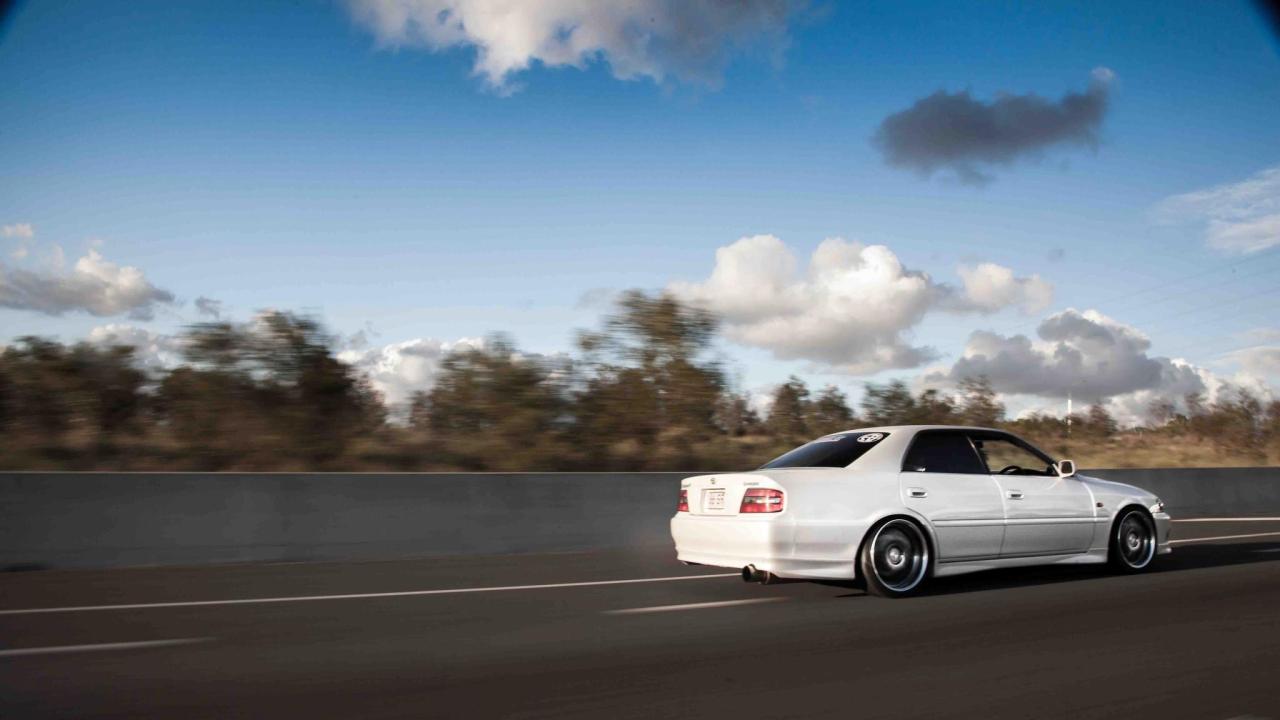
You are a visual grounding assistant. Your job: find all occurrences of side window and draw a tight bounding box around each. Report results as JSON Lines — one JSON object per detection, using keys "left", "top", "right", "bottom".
{"left": 971, "top": 435, "right": 1055, "bottom": 476}
{"left": 901, "top": 431, "right": 986, "bottom": 474}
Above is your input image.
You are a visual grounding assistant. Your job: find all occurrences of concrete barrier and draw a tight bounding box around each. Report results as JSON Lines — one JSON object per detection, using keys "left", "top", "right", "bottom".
{"left": 1084, "top": 467, "right": 1280, "bottom": 519}
{"left": 1, "top": 468, "right": 1277, "bottom": 569}
{"left": 0, "top": 473, "right": 684, "bottom": 569}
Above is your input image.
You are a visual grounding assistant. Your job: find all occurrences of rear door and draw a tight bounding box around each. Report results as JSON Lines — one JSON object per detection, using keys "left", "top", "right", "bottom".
{"left": 900, "top": 430, "right": 1005, "bottom": 561}
{"left": 970, "top": 432, "right": 1095, "bottom": 557}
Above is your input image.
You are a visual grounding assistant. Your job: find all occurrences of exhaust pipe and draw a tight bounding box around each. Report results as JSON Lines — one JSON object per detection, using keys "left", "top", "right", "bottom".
{"left": 742, "top": 565, "right": 799, "bottom": 585}
{"left": 759, "top": 571, "right": 800, "bottom": 585}
{"left": 743, "top": 565, "right": 801, "bottom": 585}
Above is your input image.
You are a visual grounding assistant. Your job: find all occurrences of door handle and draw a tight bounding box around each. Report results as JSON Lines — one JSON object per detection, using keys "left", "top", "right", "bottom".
{"left": 1006, "top": 490, "right": 1024, "bottom": 500}
{"left": 908, "top": 488, "right": 928, "bottom": 498}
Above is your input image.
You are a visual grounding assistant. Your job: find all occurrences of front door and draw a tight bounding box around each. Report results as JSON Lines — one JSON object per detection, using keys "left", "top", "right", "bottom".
{"left": 970, "top": 433, "right": 1095, "bottom": 557}
{"left": 900, "top": 430, "right": 1005, "bottom": 561}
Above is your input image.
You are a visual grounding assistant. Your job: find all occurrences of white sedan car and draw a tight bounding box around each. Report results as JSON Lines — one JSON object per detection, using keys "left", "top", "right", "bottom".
{"left": 671, "top": 425, "right": 1171, "bottom": 597}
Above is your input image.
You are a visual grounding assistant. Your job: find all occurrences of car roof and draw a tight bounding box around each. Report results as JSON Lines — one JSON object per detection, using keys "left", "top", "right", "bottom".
{"left": 828, "top": 424, "right": 1005, "bottom": 435}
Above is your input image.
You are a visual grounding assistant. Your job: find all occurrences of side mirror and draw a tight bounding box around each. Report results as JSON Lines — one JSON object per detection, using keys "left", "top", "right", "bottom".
{"left": 1056, "top": 459, "right": 1076, "bottom": 478}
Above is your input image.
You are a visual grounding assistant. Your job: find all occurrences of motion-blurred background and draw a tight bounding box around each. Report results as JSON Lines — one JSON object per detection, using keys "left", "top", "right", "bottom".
{"left": 2, "top": 0, "right": 1279, "bottom": 472}
{"left": 2, "top": 292, "right": 1277, "bottom": 472}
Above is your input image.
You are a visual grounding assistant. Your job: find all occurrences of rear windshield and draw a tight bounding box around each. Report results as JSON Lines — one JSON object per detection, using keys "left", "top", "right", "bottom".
{"left": 759, "top": 432, "right": 889, "bottom": 469}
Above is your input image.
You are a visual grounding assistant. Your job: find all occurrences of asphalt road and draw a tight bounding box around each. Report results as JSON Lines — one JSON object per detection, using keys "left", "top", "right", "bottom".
{"left": 3, "top": 520, "right": 1280, "bottom": 720}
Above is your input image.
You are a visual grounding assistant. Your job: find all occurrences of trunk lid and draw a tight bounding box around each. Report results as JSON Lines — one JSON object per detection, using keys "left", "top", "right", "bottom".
{"left": 681, "top": 472, "right": 782, "bottom": 516}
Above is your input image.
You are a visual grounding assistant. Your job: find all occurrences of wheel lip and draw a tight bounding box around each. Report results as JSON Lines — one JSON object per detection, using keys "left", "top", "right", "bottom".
{"left": 1115, "top": 509, "right": 1156, "bottom": 570}
{"left": 870, "top": 518, "right": 930, "bottom": 593}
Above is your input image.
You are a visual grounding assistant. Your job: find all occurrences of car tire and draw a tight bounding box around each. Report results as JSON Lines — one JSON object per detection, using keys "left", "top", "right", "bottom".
{"left": 859, "top": 518, "right": 931, "bottom": 598}
{"left": 1109, "top": 508, "right": 1157, "bottom": 573}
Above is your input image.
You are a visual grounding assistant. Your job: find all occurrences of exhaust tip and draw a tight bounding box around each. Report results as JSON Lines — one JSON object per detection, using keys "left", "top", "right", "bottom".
{"left": 741, "top": 565, "right": 760, "bottom": 583}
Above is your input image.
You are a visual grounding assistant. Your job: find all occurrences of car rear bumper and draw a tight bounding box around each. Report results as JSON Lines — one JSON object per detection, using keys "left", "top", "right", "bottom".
{"left": 670, "top": 513, "right": 862, "bottom": 580}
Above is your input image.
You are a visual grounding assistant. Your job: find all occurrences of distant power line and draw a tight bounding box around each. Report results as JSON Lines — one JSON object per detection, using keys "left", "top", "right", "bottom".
{"left": 978, "top": 247, "right": 1280, "bottom": 340}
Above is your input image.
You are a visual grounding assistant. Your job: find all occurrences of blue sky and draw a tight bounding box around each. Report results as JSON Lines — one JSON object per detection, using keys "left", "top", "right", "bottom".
{"left": 2, "top": 0, "right": 1279, "bottom": 417}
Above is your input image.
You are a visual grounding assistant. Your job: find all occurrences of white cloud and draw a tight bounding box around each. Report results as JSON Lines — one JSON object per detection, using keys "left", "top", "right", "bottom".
{"left": 4, "top": 223, "right": 33, "bottom": 260}
{"left": 936, "top": 308, "right": 1208, "bottom": 407}
{"left": 339, "top": 336, "right": 484, "bottom": 407}
{"left": 347, "top": 0, "right": 793, "bottom": 93}
{"left": 1155, "top": 165, "right": 1280, "bottom": 254}
{"left": 87, "top": 324, "right": 186, "bottom": 370}
{"left": 2, "top": 223, "right": 34, "bottom": 239}
{"left": 1241, "top": 327, "right": 1280, "bottom": 344}
{"left": 1205, "top": 214, "right": 1280, "bottom": 254}
{"left": 956, "top": 262, "right": 1053, "bottom": 314}
{"left": 0, "top": 248, "right": 176, "bottom": 319}
{"left": 1101, "top": 359, "right": 1216, "bottom": 427}
{"left": 668, "top": 234, "right": 1051, "bottom": 375}
{"left": 923, "top": 310, "right": 1227, "bottom": 427}
{"left": 1228, "top": 345, "right": 1280, "bottom": 380}
{"left": 670, "top": 235, "right": 938, "bottom": 374}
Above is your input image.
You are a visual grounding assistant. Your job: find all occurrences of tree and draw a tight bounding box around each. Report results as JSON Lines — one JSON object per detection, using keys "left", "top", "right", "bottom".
{"left": 1086, "top": 403, "right": 1118, "bottom": 437}
{"left": 862, "top": 380, "right": 915, "bottom": 426}
{"left": 158, "top": 311, "right": 383, "bottom": 466}
{"left": 862, "top": 380, "right": 956, "bottom": 426}
{"left": 1146, "top": 398, "right": 1177, "bottom": 427}
{"left": 74, "top": 344, "right": 147, "bottom": 440}
{"left": 1205, "top": 386, "right": 1267, "bottom": 461}
{"left": 807, "top": 385, "right": 856, "bottom": 436}
{"left": 915, "top": 388, "right": 958, "bottom": 424}
{"left": 0, "top": 337, "right": 145, "bottom": 443}
{"left": 956, "top": 376, "right": 1004, "bottom": 427}
{"left": 765, "top": 377, "right": 811, "bottom": 439}
{"left": 155, "top": 365, "right": 254, "bottom": 462}
{"left": 714, "top": 391, "right": 761, "bottom": 437}
{"left": 1264, "top": 400, "right": 1280, "bottom": 459}
{"left": 1006, "top": 411, "right": 1069, "bottom": 442}
{"left": 573, "top": 291, "right": 726, "bottom": 463}
{"left": 423, "top": 336, "right": 569, "bottom": 470}
{"left": 407, "top": 390, "right": 432, "bottom": 431}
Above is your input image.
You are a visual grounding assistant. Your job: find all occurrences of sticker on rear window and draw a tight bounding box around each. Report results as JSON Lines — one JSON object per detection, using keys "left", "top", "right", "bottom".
{"left": 857, "top": 433, "right": 884, "bottom": 443}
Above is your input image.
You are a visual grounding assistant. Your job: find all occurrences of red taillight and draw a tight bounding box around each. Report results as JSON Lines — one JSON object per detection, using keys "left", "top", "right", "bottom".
{"left": 677, "top": 488, "right": 689, "bottom": 512}
{"left": 740, "top": 488, "right": 784, "bottom": 513}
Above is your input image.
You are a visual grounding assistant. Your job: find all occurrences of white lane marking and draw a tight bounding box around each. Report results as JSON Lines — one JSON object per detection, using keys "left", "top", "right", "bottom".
{"left": 1173, "top": 517, "right": 1280, "bottom": 523}
{"left": 0, "top": 573, "right": 738, "bottom": 617}
{"left": 0, "top": 638, "right": 211, "bottom": 658}
{"left": 605, "top": 598, "right": 786, "bottom": 615}
{"left": 1170, "top": 531, "right": 1280, "bottom": 545}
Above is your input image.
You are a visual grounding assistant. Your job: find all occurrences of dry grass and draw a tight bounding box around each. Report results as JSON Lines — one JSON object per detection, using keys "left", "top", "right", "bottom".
{"left": 2, "top": 428, "right": 1277, "bottom": 472}
{"left": 1021, "top": 432, "right": 1276, "bottom": 469}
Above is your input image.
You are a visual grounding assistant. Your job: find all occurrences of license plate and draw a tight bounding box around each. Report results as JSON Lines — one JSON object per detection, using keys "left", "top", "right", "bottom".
{"left": 703, "top": 489, "right": 726, "bottom": 511}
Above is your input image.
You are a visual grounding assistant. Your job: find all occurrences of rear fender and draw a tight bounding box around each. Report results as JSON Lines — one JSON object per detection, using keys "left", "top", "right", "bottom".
{"left": 853, "top": 510, "right": 939, "bottom": 582}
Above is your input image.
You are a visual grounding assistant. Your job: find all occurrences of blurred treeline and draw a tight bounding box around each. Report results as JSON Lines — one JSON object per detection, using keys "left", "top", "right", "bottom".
{"left": 2, "top": 291, "right": 1278, "bottom": 471}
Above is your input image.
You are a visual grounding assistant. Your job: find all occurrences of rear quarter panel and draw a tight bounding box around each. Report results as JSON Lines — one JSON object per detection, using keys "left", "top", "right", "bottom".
{"left": 772, "top": 468, "right": 910, "bottom": 567}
